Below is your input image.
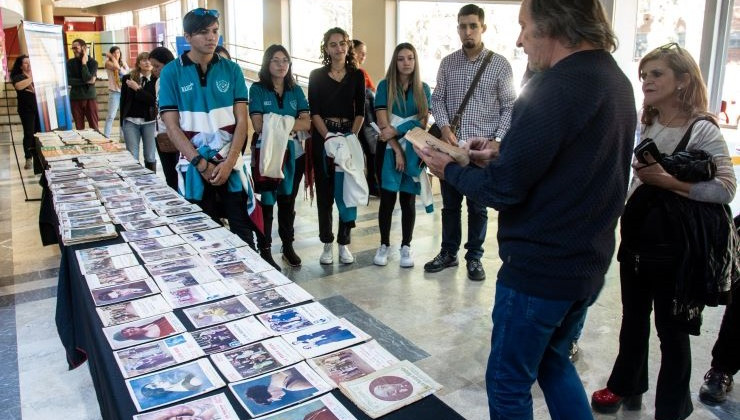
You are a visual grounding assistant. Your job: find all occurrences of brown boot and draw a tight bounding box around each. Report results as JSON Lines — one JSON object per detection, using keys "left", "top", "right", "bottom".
{"left": 144, "top": 161, "right": 157, "bottom": 172}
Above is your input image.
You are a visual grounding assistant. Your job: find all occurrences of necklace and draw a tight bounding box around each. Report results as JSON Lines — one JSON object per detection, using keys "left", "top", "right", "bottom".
{"left": 647, "top": 111, "right": 683, "bottom": 139}
{"left": 329, "top": 66, "right": 346, "bottom": 81}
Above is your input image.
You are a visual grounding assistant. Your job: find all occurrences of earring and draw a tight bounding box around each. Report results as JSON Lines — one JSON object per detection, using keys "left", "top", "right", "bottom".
{"left": 677, "top": 86, "right": 683, "bottom": 91}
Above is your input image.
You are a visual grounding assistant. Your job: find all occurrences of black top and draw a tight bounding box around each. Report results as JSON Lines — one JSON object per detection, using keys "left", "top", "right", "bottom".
{"left": 12, "top": 74, "right": 38, "bottom": 113}
{"left": 66, "top": 57, "right": 98, "bottom": 100}
{"left": 445, "top": 50, "right": 637, "bottom": 301}
{"left": 308, "top": 65, "right": 365, "bottom": 120}
{"left": 120, "top": 74, "right": 158, "bottom": 121}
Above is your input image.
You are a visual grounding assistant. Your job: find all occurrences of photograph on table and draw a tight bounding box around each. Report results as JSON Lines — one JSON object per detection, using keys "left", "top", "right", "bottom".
{"left": 183, "top": 295, "right": 257, "bottom": 329}
{"left": 125, "top": 358, "right": 225, "bottom": 412}
{"left": 145, "top": 192, "right": 187, "bottom": 206}
{"left": 132, "top": 393, "right": 239, "bottom": 420}
{"left": 50, "top": 179, "right": 92, "bottom": 190}
{"left": 104, "top": 312, "right": 186, "bottom": 350}
{"left": 55, "top": 185, "right": 95, "bottom": 195}
{"left": 256, "top": 302, "right": 337, "bottom": 335}
{"left": 97, "top": 188, "right": 136, "bottom": 199}
{"left": 52, "top": 190, "right": 98, "bottom": 203}
{"left": 155, "top": 204, "right": 202, "bottom": 217}
{"left": 54, "top": 199, "right": 101, "bottom": 212}
{"left": 222, "top": 269, "right": 291, "bottom": 295}
{"left": 121, "top": 226, "right": 175, "bottom": 242}
{"left": 283, "top": 319, "right": 371, "bottom": 359}
{"left": 214, "top": 258, "right": 277, "bottom": 282}
{"left": 338, "top": 360, "right": 442, "bottom": 419}
{"left": 181, "top": 227, "right": 233, "bottom": 244}
{"left": 97, "top": 294, "right": 171, "bottom": 327}
{"left": 210, "top": 336, "right": 303, "bottom": 382}
{"left": 85, "top": 265, "right": 151, "bottom": 289}
{"left": 149, "top": 197, "right": 192, "bottom": 210}
{"left": 90, "top": 278, "right": 160, "bottom": 306}
{"left": 61, "top": 223, "right": 118, "bottom": 245}
{"left": 307, "top": 340, "right": 399, "bottom": 387}
{"left": 111, "top": 210, "right": 160, "bottom": 225}
{"left": 167, "top": 212, "right": 213, "bottom": 225}
{"left": 122, "top": 218, "right": 170, "bottom": 231}
{"left": 138, "top": 244, "right": 199, "bottom": 264}
{"left": 169, "top": 218, "right": 222, "bottom": 234}
{"left": 78, "top": 252, "right": 139, "bottom": 276}
{"left": 229, "top": 362, "right": 332, "bottom": 418}
{"left": 105, "top": 198, "right": 147, "bottom": 210}
{"left": 244, "top": 283, "right": 314, "bottom": 314}
{"left": 153, "top": 266, "right": 223, "bottom": 291}
{"left": 161, "top": 281, "right": 235, "bottom": 309}
{"left": 101, "top": 193, "right": 142, "bottom": 205}
{"left": 109, "top": 204, "right": 151, "bottom": 218}
{"left": 191, "top": 236, "right": 249, "bottom": 254}
{"left": 75, "top": 243, "right": 132, "bottom": 266}
{"left": 200, "top": 246, "right": 260, "bottom": 266}
{"left": 126, "top": 174, "right": 166, "bottom": 187}
{"left": 145, "top": 256, "right": 207, "bottom": 277}
{"left": 258, "top": 393, "right": 358, "bottom": 420}
{"left": 63, "top": 214, "right": 113, "bottom": 229}
{"left": 114, "top": 333, "right": 205, "bottom": 378}
{"left": 191, "top": 317, "right": 272, "bottom": 355}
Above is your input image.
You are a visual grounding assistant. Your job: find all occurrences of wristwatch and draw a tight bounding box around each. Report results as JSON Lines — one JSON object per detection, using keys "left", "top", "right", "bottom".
{"left": 190, "top": 154, "right": 204, "bottom": 169}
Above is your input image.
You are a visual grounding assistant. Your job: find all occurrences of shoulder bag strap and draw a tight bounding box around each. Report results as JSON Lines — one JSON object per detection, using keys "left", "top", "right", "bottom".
{"left": 672, "top": 116, "right": 718, "bottom": 154}
{"left": 450, "top": 50, "right": 494, "bottom": 133}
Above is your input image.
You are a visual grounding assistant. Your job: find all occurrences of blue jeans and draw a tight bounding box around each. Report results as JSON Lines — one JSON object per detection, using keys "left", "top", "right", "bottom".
{"left": 487, "top": 282, "right": 596, "bottom": 420}
{"left": 440, "top": 179, "right": 487, "bottom": 260}
{"left": 104, "top": 90, "right": 121, "bottom": 138}
{"left": 122, "top": 120, "right": 157, "bottom": 164}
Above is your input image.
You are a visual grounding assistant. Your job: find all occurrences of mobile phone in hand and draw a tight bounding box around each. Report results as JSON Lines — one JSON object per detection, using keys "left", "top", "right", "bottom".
{"left": 634, "top": 138, "right": 661, "bottom": 164}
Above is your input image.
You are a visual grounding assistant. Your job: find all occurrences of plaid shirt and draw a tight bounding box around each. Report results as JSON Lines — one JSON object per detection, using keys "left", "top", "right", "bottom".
{"left": 432, "top": 47, "right": 515, "bottom": 143}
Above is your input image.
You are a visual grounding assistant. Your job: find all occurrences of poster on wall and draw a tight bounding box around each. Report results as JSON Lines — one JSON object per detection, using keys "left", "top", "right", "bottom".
{"left": 20, "top": 22, "right": 73, "bottom": 131}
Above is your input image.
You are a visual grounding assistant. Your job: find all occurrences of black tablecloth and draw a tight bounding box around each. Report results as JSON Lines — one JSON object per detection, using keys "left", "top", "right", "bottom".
{"left": 54, "top": 237, "right": 466, "bottom": 420}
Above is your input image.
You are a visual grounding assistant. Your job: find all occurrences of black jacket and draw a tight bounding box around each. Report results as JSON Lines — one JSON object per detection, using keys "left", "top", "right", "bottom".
{"left": 120, "top": 74, "right": 157, "bottom": 121}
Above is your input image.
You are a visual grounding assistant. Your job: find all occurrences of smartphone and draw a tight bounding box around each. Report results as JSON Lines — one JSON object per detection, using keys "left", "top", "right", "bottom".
{"left": 634, "top": 138, "right": 661, "bottom": 164}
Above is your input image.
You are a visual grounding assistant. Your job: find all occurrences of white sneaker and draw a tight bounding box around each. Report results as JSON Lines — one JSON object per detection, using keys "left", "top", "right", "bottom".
{"left": 400, "top": 245, "right": 414, "bottom": 268}
{"left": 320, "top": 243, "right": 333, "bottom": 265}
{"left": 338, "top": 244, "right": 354, "bottom": 264}
{"left": 373, "top": 244, "right": 389, "bottom": 266}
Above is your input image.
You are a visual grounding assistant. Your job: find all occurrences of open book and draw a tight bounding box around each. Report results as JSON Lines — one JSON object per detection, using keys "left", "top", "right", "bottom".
{"left": 404, "top": 127, "right": 470, "bottom": 166}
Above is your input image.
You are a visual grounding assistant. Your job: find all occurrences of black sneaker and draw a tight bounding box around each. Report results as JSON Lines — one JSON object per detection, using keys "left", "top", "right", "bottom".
{"left": 424, "top": 251, "right": 458, "bottom": 273}
{"left": 281, "top": 244, "right": 302, "bottom": 267}
{"left": 699, "top": 368, "right": 734, "bottom": 405}
{"left": 569, "top": 341, "right": 580, "bottom": 363}
{"left": 466, "top": 259, "right": 486, "bottom": 281}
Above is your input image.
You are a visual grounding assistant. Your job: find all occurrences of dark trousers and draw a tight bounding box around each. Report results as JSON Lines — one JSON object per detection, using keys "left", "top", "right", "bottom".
{"left": 376, "top": 141, "right": 415, "bottom": 246}
{"left": 19, "top": 108, "right": 39, "bottom": 159}
{"left": 440, "top": 179, "right": 487, "bottom": 260}
{"left": 259, "top": 155, "right": 305, "bottom": 248}
{"left": 607, "top": 260, "right": 693, "bottom": 420}
{"left": 189, "top": 181, "right": 262, "bottom": 251}
{"left": 312, "top": 124, "right": 354, "bottom": 245}
{"left": 155, "top": 148, "right": 179, "bottom": 191}
{"left": 71, "top": 99, "right": 99, "bottom": 130}
{"left": 711, "top": 285, "right": 740, "bottom": 375}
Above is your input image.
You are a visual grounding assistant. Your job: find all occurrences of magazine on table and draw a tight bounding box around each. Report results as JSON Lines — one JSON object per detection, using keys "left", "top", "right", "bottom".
{"left": 228, "top": 362, "right": 332, "bottom": 418}
{"left": 259, "top": 393, "right": 358, "bottom": 420}
{"left": 141, "top": 188, "right": 175, "bottom": 199}
{"left": 97, "top": 294, "right": 172, "bottom": 327}
{"left": 78, "top": 252, "right": 139, "bottom": 276}
{"left": 49, "top": 178, "right": 90, "bottom": 190}
{"left": 62, "top": 214, "right": 112, "bottom": 229}
{"left": 53, "top": 190, "right": 98, "bottom": 204}
{"left": 200, "top": 246, "right": 260, "bottom": 266}
{"left": 183, "top": 295, "right": 257, "bottom": 329}
{"left": 126, "top": 174, "right": 166, "bottom": 187}
{"left": 145, "top": 256, "right": 207, "bottom": 277}
{"left": 55, "top": 185, "right": 95, "bottom": 195}
{"left": 191, "top": 317, "right": 272, "bottom": 355}
{"left": 243, "top": 283, "right": 314, "bottom": 314}
{"left": 132, "top": 393, "right": 239, "bottom": 420}
{"left": 181, "top": 227, "right": 233, "bottom": 244}
{"left": 93, "top": 180, "right": 131, "bottom": 191}
{"left": 338, "top": 360, "right": 442, "bottom": 419}
{"left": 283, "top": 319, "right": 372, "bottom": 359}
{"left": 122, "top": 218, "right": 170, "bottom": 231}
{"left": 104, "top": 312, "right": 186, "bottom": 350}
{"left": 210, "top": 336, "right": 303, "bottom": 382}
{"left": 144, "top": 192, "right": 185, "bottom": 205}
{"left": 108, "top": 204, "right": 151, "bottom": 220}
{"left": 167, "top": 212, "right": 213, "bottom": 225}
{"left": 60, "top": 206, "right": 107, "bottom": 220}
{"left": 153, "top": 266, "right": 223, "bottom": 291}
{"left": 97, "top": 188, "right": 136, "bottom": 199}
{"left": 90, "top": 278, "right": 160, "bottom": 307}
{"left": 121, "top": 226, "right": 175, "bottom": 242}
{"left": 85, "top": 265, "right": 151, "bottom": 289}
{"left": 54, "top": 199, "right": 101, "bottom": 212}
{"left": 162, "top": 281, "right": 235, "bottom": 309}
{"left": 169, "top": 219, "right": 222, "bottom": 234}
{"left": 100, "top": 192, "right": 141, "bottom": 204}
{"left": 125, "top": 358, "right": 225, "bottom": 412}
{"left": 138, "top": 244, "right": 199, "bottom": 264}
{"left": 154, "top": 204, "right": 202, "bottom": 218}
{"left": 214, "top": 260, "right": 274, "bottom": 281}
{"left": 133, "top": 184, "right": 172, "bottom": 193}
{"left": 148, "top": 197, "right": 192, "bottom": 211}
{"left": 308, "top": 340, "right": 400, "bottom": 388}
{"left": 75, "top": 243, "right": 132, "bottom": 266}
{"left": 256, "top": 302, "right": 338, "bottom": 336}
{"left": 61, "top": 223, "right": 118, "bottom": 245}
{"left": 191, "top": 236, "right": 249, "bottom": 254}
{"left": 114, "top": 333, "right": 205, "bottom": 378}
{"left": 105, "top": 198, "right": 147, "bottom": 210}
{"left": 111, "top": 210, "right": 161, "bottom": 225}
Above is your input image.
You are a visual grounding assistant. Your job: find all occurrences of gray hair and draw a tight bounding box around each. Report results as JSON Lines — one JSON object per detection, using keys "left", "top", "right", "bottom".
{"left": 529, "top": 0, "right": 617, "bottom": 52}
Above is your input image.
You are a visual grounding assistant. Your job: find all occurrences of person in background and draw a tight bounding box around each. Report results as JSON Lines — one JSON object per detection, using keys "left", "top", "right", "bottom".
{"left": 120, "top": 52, "right": 158, "bottom": 172}
{"left": 372, "top": 42, "right": 431, "bottom": 268}
{"left": 308, "top": 27, "right": 365, "bottom": 265}
{"left": 592, "top": 43, "right": 736, "bottom": 420}
{"left": 66, "top": 38, "right": 99, "bottom": 130}
{"left": 249, "top": 45, "right": 311, "bottom": 270}
{"left": 11, "top": 55, "right": 39, "bottom": 170}
{"left": 419, "top": 0, "right": 636, "bottom": 417}
{"left": 103, "top": 46, "right": 129, "bottom": 138}
{"left": 149, "top": 47, "right": 178, "bottom": 190}
{"left": 352, "top": 39, "right": 375, "bottom": 92}
{"left": 353, "top": 39, "right": 379, "bottom": 197}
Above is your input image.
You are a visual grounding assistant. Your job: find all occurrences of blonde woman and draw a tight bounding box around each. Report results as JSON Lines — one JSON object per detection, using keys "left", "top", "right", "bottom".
{"left": 103, "top": 46, "right": 129, "bottom": 138}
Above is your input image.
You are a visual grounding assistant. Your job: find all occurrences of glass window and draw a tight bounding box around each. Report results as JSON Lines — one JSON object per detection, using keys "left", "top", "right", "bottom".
{"left": 397, "top": 1, "right": 525, "bottom": 91}
{"left": 186, "top": 0, "right": 199, "bottom": 12}
{"left": 226, "top": 0, "right": 263, "bottom": 69}
{"left": 720, "top": 4, "right": 740, "bottom": 128}
{"left": 165, "top": 1, "right": 182, "bottom": 52}
{"left": 289, "top": 0, "right": 352, "bottom": 79}
{"left": 138, "top": 6, "right": 161, "bottom": 27}
{"left": 105, "top": 11, "right": 133, "bottom": 31}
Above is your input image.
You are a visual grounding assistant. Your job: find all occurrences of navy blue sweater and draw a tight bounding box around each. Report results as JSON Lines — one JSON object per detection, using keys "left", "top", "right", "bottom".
{"left": 445, "top": 50, "right": 636, "bottom": 300}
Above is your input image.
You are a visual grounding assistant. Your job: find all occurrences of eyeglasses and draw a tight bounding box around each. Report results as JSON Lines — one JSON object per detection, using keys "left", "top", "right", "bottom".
{"left": 270, "top": 59, "right": 291, "bottom": 66}
{"left": 191, "top": 8, "right": 219, "bottom": 18}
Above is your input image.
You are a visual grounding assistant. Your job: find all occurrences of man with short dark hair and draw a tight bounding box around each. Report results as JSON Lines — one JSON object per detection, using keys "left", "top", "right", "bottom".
{"left": 426, "top": 3, "right": 515, "bottom": 281}
{"left": 420, "top": 0, "right": 636, "bottom": 418}
{"left": 159, "top": 8, "right": 261, "bottom": 251}
{"left": 66, "top": 38, "right": 99, "bottom": 130}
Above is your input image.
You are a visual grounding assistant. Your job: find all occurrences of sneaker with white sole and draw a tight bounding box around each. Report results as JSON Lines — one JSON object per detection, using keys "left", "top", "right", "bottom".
{"left": 338, "top": 244, "right": 354, "bottom": 264}
{"left": 399, "top": 245, "right": 414, "bottom": 268}
{"left": 319, "top": 243, "right": 333, "bottom": 265}
{"left": 373, "top": 244, "right": 389, "bottom": 266}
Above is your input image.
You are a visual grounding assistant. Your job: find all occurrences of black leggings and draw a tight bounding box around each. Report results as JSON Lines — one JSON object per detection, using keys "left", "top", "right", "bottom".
{"left": 259, "top": 155, "right": 305, "bottom": 248}
{"left": 376, "top": 141, "right": 416, "bottom": 246}
{"left": 20, "top": 108, "right": 39, "bottom": 159}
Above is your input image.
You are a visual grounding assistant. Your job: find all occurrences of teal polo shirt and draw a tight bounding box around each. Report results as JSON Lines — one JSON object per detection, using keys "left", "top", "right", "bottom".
{"left": 248, "top": 83, "right": 309, "bottom": 117}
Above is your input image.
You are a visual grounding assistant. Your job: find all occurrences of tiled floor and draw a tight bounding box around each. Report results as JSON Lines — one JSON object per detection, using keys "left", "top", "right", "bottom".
{"left": 1, "top": 135, "right": 738, "bottom": 420}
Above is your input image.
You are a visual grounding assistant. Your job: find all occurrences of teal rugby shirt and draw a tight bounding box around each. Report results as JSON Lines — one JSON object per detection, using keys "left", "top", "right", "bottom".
{"left": 248, "top": 83, "right": 309, "bottom": 117}
{"left": 158, "top": 52, "right": 248, "bottom": 143}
